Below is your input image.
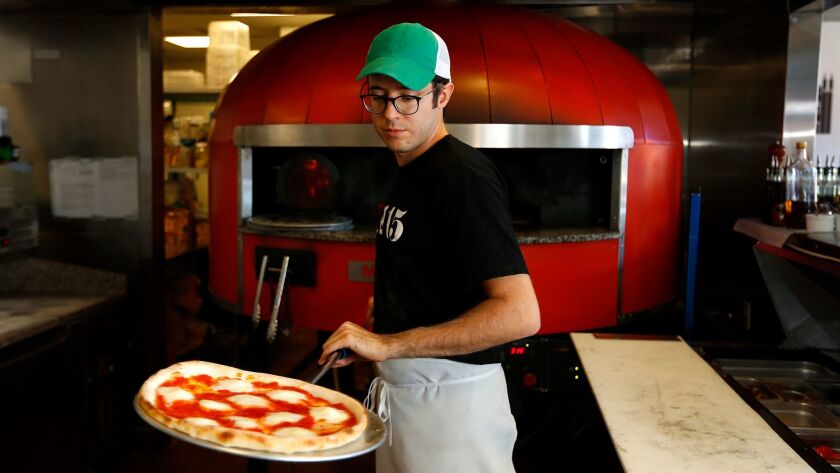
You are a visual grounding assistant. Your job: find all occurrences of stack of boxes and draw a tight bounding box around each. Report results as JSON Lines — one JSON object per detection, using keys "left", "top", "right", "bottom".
{"left": 206, "top": 21, "right": 251, "bottom": 88}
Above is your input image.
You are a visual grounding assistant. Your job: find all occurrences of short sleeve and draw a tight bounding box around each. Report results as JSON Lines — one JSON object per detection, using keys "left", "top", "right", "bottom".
{"left": 439, "top": 159, "right": 528, "bottom": 282}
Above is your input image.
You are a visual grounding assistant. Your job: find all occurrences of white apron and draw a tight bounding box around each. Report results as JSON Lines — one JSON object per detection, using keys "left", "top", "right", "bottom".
{"left": 365, "top": 358, "right": 517, "bottom": 473}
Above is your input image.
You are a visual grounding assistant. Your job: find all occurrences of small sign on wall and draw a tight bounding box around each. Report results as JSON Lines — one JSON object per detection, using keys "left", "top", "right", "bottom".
{"left": 49, "top": 157, "right": 138, "bottom": 219}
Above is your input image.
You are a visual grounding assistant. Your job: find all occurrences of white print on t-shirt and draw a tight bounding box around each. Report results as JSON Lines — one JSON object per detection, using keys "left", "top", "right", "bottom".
{"left": 378, "top": 205, "right": 407, "bottom": 242}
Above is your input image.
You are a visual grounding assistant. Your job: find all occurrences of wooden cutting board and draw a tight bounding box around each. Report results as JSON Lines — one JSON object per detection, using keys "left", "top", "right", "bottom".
{"left": 571, "top": 333, "right": 814, "bottom": 472}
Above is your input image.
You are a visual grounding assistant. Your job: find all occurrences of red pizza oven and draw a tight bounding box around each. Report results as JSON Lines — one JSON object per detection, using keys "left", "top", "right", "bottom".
{"left": 208, "top": 3, "right": 682, "bottom": 335}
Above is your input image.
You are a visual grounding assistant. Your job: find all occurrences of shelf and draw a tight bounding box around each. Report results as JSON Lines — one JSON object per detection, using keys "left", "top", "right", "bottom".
{"left": 163, "top": 86, "right": 223, "bottom": 94}
{"left": 166, "top": 167, "right": 208, "bottom": 175}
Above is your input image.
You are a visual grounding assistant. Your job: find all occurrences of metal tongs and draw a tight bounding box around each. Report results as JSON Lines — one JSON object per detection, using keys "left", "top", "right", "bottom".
{"left": 251, "top": 254, "right": 291, "bottom": 343}
{"left": 310, "top": 348, "right": 349, "bottom": 384}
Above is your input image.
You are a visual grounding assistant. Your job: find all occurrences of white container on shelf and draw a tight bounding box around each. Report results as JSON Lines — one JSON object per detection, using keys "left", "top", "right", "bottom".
{"left": 239, "top": 49, "right": 259, "bottom": 68}
{"left": 163, "top": 69, "right": 205, "bottom": 90}
{"left": 208, "top": 21, "right": 250, "bottom": 49}
{"left": 805, "top": 213, "right": 835, "bottom": 232}
{"left": 206, "top": 46, "right": 241, "bottom": 87}
{"left": 206, "top": 21, "right": 250, "bottom": 87}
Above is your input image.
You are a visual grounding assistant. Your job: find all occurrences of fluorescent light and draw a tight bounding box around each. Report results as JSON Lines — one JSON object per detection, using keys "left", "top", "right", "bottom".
{"left": 231, "top": 13, "right": 292, "bottom": 17}
{"left": 165, "top": 36, "right": 210, "bottom": 48}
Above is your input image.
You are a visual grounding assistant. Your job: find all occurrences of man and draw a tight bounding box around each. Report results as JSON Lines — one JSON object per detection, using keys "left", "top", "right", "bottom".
{"left": 319, "top": 23, "right": 540, "bottom": 473}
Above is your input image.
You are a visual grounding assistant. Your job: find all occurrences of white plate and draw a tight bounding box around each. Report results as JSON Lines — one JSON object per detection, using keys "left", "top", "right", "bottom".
{"left": 134, "top": 396, "right": 386, "bottom": 462}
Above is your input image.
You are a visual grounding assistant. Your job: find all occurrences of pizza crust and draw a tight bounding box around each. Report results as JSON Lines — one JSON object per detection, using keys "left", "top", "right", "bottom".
{"left": 137, "top": 360, "right": 368, "bottom": 454}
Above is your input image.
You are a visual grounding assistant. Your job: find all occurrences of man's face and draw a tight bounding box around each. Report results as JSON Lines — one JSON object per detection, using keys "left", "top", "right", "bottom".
{"left": 366, "top": 74, "right": 451, "bottom": 162}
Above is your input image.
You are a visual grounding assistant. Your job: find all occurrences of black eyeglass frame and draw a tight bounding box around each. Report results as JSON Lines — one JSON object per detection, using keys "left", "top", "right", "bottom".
{"left": 359, "top": 83, "right": 439, "bottom": 115}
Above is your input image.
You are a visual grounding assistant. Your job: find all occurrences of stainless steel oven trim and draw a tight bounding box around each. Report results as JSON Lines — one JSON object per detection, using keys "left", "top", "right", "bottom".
{"left": 233, "top": 124, "right": 635, "bottom": 150}
{"left": 234, "top": 123, "right": 634, "bottom": 318}
{"left": 237, "top": 147, "right": 253, "bottom": 314}
{"left": 614, "top": 148, "right": 629, "bottom": 317}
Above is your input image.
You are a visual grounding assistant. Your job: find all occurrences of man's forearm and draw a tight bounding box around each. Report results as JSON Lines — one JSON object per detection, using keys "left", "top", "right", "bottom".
{"left": 384, "top": 284, "right": 540, "bottom": 359}
{"left": 319, "top": 274, "right": 540, "bottom": 366}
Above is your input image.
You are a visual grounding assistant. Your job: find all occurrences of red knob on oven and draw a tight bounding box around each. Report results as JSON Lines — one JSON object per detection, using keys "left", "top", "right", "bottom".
{"left": 522, "top": 372, "right": 538, "bottom": 388}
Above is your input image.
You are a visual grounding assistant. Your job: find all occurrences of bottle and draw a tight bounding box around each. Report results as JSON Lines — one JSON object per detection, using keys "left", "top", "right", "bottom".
{"left": 817, "top": 155, "right": 835, "bottom": 210}
{"left": 0, "top": 107, "right": 21, "bottom": 163}
{"left": 784, "top": 141, "right": 818, "bottom": 228}
{"left": 832, "top": 156, "right": 840, "bottom": 210}
{"left": 764, "top": 142, "right": 786, "bottom": 225}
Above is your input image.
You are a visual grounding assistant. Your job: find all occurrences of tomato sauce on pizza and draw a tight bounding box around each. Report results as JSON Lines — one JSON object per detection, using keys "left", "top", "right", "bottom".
{"left": 154, "top": 374, "right": 358, "bottom": 436}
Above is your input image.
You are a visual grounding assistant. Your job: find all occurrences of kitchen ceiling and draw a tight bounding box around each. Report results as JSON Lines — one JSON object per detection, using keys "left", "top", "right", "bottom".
{"left": 163, "top": 7, "right": 336, "bottom": 62}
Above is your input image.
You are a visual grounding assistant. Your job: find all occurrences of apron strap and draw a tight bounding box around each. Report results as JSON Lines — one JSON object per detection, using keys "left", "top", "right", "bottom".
{"left": 364, "top": 376, "right": 392, "bottom": 445}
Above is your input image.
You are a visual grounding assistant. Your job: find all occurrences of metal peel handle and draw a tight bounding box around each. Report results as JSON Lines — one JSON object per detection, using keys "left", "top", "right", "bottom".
{"left": 310, "top": 349, "right": 349, "bottom": 384}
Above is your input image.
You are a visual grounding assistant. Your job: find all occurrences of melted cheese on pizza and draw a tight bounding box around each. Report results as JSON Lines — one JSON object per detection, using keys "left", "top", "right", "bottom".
{"left": 267, "top": 389, "right": 308, "bottom": 404}
{"left": 310, "top": 406, "right": 350, "bottom": 424}
{"left": 212, "top": 379, "right": 253, "bottom": 393}
{"left": 154, "top": 375, "right": 358, "bottom": 438}
{"left": 199, "top": 400, "right": 232, "bottom": 411}
{"left": 228, "top": 394, "right": 270, "bottom": 409}
{"left": 227, "top": 416, "right": 260, "bottom": 429}
{"left": 158, "top": 387, "right": 194, "bottom": 405}
{"left": 264, "top": 412, "right": 304, "bottom": 425}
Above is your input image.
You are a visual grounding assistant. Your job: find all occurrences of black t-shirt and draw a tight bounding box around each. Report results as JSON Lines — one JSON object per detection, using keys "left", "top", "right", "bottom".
{"left": 373, "top": 134, "right": 529, "bottom": 364}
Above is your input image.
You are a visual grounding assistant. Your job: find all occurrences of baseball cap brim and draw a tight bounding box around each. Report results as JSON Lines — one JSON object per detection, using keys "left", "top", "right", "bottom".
{"left": 355, "top": 56, "right": 435, "bottom": 92}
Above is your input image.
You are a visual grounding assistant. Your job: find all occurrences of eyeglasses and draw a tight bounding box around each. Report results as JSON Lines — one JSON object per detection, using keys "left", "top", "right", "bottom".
{"left": 360, "top": 87, "right": 437, "bottom": 115}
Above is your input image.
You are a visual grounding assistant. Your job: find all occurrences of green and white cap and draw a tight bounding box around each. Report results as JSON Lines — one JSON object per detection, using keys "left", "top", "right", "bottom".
{"left": 356, "top": 23, "right": 450, "bottom": 91}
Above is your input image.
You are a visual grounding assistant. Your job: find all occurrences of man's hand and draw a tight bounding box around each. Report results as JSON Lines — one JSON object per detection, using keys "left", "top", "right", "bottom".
{"left": 318, "top": 321, "right": 394, "bottom": 368}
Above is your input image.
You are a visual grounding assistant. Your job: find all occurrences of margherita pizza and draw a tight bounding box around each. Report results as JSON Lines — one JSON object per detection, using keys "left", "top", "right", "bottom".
{"left": 136, "top": 360, "right": 368, "bottom": 453}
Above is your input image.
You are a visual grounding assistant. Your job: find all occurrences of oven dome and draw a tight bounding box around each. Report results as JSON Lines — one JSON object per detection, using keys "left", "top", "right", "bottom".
{"left": 209, "top": 2, "right": 683, "bottom": 318}
{"left": 210, "top": 3, "right": 680, "bottom": 140}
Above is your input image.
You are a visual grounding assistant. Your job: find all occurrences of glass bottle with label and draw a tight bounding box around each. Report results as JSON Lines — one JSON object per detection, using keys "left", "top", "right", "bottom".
{"left": 764, "top": 140, "right": 786, "bottom": 225}
{"left": 816, "top": 156, "right": 835, "bottom": 211}
{"left": 784, "top": 142, "right": 817, "bottom": 228}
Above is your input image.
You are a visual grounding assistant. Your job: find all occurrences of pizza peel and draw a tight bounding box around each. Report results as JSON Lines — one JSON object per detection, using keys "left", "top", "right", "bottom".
{"left": 134, "top": 397, "right": 386, "bottom": 462}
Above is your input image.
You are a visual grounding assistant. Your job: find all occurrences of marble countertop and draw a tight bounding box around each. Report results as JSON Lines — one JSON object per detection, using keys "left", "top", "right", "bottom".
{"left": 571, "top": 333, "right": 814, "bottom": 473}
{"left": 0, "top": 296, "right": 120, "bottom": 349}
{"left": 243, "top": 223, "right": 620, "bottom": 244}
{"left": 0, "top": 257, "right": 127, "bottom": 350}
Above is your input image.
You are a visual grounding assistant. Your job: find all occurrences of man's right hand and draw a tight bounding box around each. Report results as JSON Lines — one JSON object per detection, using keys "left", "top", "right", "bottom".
{"left": 318, "top": 321, "right": 395, "bottom": 368}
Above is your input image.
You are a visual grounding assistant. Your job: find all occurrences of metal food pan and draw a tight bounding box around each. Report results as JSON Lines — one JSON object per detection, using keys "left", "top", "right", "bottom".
{"left": 797, "top": 432, "right": 840, "bottom": 468}
{"left": 762, "top": 401, "right": 840, "bottom": 431}
{"left": 717, "top": 359, "right": 840, "bottom": 380}
{"left": 765, "top": 379, "right": 828, "bottom": 403}
{"left": 734, "top": 377, "right": 781, "bottom": 401}
{"left": 811, "top": 384, "right": 840, "bottom": 405}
